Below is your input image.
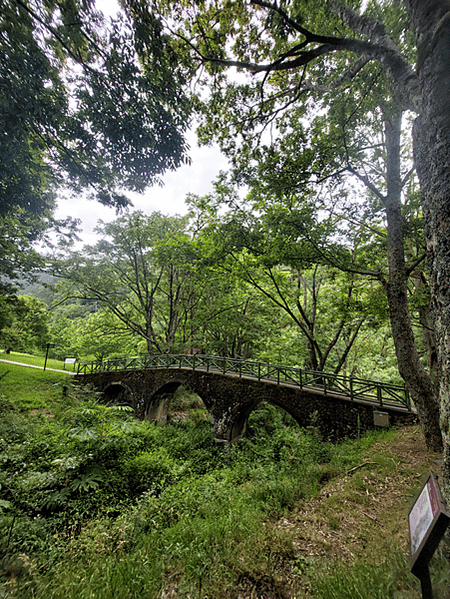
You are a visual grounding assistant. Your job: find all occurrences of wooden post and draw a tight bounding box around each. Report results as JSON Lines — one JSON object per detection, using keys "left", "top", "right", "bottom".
{"left": 377, "top": 384, "right": 383, "bottom": 406}
{"left": 418, "top": 564, "right": 433, "bottom": 599}
{"left": 41, "top": 343, "right": 55, "bottom": 371}
{"left": 44, "top": 345, "right": 50, "bottom": 371}
{"left": 405, "top": 386, "right": 411, "bottom": 410}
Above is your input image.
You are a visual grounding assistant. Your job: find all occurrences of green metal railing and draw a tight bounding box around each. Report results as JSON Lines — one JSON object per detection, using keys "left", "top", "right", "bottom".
{"left": 77, "top": 354, "right": 412, "bottom": 411}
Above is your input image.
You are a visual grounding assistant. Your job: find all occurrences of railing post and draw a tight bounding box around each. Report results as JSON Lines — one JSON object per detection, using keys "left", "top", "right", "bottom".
{"left": 193, "top": 353, "right": 196, "bottom": 370}
{"left": 350, "top": 377, "right": 354, "bottom": 400}
{"left": 299, "top": 369, "right": 302, "bottom": 389}
{"left": 377, "top": 384, "right": 383, "bottom": 407}
{"left": 258, "top": 362, "right": 261, "bottom": 381}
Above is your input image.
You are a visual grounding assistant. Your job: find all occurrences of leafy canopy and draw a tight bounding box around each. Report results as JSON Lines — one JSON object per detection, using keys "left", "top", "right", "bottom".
{"left": 0, "top": 0, "right": 193, "bottom": 215}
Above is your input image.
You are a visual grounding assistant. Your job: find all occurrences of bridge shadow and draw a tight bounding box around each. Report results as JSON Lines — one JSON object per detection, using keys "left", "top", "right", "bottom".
{"left": 247, "top": 403, "right": 300, "bottom": 436}
{"left": 100, "top": 377, "right": 266, "bottom": 442}
{"left": 167, "top": 386, "right": 209, "bottom": 424}
{"left": 103, "top": 381, "right": 134, "bottom": 409}
{"left": 103, "top": 380, "right": 211, "bottom": 426}
{"left": 102, "top": 380, "right": 292, "bottom": 443}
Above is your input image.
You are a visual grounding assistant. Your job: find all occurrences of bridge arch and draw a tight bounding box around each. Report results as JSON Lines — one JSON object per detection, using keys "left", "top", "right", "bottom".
{"left": 144, "top": 381, "right": 181, "bottom": 423}
{"left": 141, "top": 379, "right": 211, "bottom": 427}
{"left": 246, "top": 401, "right": 302, "bottom": 431}
{"left": 229, "top": 398, "right": 307, "bottom": 443}
{"left": 103, "top": 381, "right": 135, "bottom": 409}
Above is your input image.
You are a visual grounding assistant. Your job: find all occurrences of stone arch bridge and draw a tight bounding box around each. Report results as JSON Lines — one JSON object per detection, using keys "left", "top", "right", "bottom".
{"left": 76, "top": 354, "right": 416, "bottom": 444}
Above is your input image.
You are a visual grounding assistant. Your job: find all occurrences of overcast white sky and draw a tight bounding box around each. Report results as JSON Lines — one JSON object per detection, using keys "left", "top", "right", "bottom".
{"left": 54, "top": 132, "right": 228, "bottom": 246}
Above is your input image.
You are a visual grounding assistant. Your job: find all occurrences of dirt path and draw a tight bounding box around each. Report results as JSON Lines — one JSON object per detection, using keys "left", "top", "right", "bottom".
{"left": 0, "top": 359, "right": 75, "bottom": 374}
{"left": 279, "top": 426, "right": 441, "bottom": 563}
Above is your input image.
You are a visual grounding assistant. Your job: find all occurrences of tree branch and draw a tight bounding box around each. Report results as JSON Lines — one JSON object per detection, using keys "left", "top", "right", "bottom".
{"left": 346, "top": 165, "right": 386, "bottom": 202}
{"left": 302, "top": 55, "right": 371, "bottom": 94}
{"left": 405, "top": 252, "right": 427, "bottom": 278}
{"left": 13, "top": 0, "right": 99, "bottom": 72}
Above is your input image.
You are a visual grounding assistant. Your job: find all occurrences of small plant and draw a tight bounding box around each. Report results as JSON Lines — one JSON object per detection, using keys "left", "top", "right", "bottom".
{"left": 291, "top": 554, "right": 310, "bottom": 576}
{"left": 69, "top": 469, "right": 105, "bottom": 494}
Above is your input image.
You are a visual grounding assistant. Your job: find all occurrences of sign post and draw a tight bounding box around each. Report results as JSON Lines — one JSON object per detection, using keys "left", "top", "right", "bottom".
{"left": 41, "top": 343, "right": 56, "bottom": 371}
{"left": 408, "top": 473, "right": 450, "bottom": 599}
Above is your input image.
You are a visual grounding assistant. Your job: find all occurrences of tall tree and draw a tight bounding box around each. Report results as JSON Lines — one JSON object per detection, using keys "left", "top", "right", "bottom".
{"left": 190, "top": 193, "right": 370, "bottom": 374}
{"left": 49, "top": 307, "right": 137, "bottom": 360}
{"left": 136, "top": 0, "right": 448, "bottom": 453}
{"left": 0, "top": 0, "right": 193, "bottom": 325}
{"left": 406, "top": 0, "right": 450, "bottom": 482}
{"left": 258, "top": 106, "right": 443, "bottom": 449}
{"left": 53, "top": 208, "right": 282, "bottom": 360}
{"left": 0, "top": 295, "right": 50, "bottom": 352}
{"left": 54, "top": 212, "right": 198, "bottom": 354}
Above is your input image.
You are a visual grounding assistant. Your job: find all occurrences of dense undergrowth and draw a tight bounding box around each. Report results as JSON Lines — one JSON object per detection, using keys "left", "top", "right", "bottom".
{"left": 0, "top": 359, "right": 448, "bottom": 598}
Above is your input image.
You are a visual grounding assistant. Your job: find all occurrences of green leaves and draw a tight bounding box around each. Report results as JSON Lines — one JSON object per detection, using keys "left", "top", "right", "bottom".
{"left": 54, "top": 210, "right": 228, "bottom": 356}
{"left": 0, "top": 295, "right": 50, "bottom": 353}
{"left": 0, "top": 0, "right": 192, "bottom": 216}
{"left": 69, "top": 470, "right": 105, "bottom": 494}
{"left": 0, "top": 499, "right": 12, "bottom": 513}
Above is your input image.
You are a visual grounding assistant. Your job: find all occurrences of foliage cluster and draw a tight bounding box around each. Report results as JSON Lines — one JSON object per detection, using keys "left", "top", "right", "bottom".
{"left": 0, "top": 384, "right": 329, "bottom": 557}
{"left": 0, "top": 0, "right": 191, "bottom": 216}
{"left": 0, "top": 297, "right": 50, "bottom": 353}
{"left": 9, "top": 207, "right": 412, "bottom": 385}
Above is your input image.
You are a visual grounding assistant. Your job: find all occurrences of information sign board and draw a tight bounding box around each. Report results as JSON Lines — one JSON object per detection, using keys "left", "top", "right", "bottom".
{"left": 409, "top": 473, "right": 450, "bottom": 577}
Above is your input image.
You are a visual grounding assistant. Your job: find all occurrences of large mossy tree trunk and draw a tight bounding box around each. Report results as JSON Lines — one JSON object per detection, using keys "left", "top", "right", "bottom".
{"left": 406, "top": 0, "right": 450, "bottom": 492}
{"left": 383, "top": 111, "right": 443, "bottom": 452}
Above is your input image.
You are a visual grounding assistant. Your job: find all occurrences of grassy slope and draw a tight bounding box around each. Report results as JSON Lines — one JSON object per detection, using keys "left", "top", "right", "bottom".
{"left": 0, "top": 351, "right": 72, "bottom": 371}
{"left": 282, "top": 426, "right": 449, "bottom": 598}
{"left": 0, "top": 357, "right": 72, "bottom": 411}
{"left": 0, "top": 355, "right": 448, "bottom": 599}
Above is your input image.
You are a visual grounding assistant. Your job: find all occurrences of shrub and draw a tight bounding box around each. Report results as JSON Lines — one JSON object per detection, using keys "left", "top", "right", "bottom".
{"left": 123, "top": 448, "right": 186, "bottom": 497}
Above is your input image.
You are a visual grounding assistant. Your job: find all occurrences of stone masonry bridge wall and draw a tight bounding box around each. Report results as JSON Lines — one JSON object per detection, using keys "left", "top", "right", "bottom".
{"left": 77, "top": 368, "right": 417, "bottom": 444}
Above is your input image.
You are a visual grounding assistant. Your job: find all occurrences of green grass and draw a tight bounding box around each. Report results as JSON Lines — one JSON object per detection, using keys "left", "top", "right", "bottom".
{"left": 0, "top": 351, "right": 71, "bottom": 371}
{"left": 307, "top": 549, "right": 450, "bottom": 599}
{"left": 0, "top": 360, "right": 72, "bottom": 411}
{"left": 0, "top": 353, "right": 448, "bottom": 599}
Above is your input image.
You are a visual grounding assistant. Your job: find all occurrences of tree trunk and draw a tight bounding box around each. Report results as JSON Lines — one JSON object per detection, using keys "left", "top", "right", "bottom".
{"left": 407, "top": 0, "right": 450, "bottom": 489}
{"left": 384, "top": 111, "right": 443, "bottom": 452}
{"left": 412, "top": 272, "right": 439, "bottom": 385}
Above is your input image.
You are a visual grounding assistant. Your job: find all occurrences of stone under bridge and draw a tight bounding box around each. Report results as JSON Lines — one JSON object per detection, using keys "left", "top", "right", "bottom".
{"left": 76, "top": 355, "right": 416, "bottom": 444}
